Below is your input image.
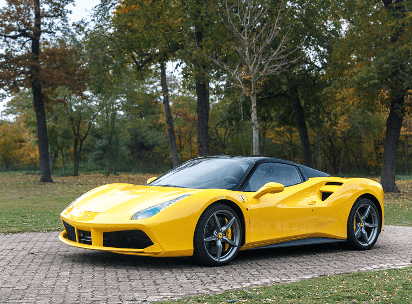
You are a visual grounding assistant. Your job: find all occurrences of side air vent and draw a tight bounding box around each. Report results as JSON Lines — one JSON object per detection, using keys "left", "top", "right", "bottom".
{"left": 325, "top": 182, "right": 343, "bottom": 186}
{"left": 319, "top": 183, "right": 343, "bottom": 201}
{"left": 322, "top": 192, "right": 332, "bottom": 201}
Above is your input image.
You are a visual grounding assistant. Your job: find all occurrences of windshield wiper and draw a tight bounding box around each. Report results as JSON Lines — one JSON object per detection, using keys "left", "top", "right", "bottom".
{"left": 157, "top": 184, "right": 185, "bottom": 188}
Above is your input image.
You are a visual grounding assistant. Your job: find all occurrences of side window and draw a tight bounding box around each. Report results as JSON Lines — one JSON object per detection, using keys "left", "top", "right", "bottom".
{"left": 245, "top": 163, "right": 302, "bottom": 192}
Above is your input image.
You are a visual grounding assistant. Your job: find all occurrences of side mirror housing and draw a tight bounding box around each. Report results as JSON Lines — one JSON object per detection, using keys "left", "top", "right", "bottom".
{"left": 146, "top": 177, "right": 157, "bottom": 184}
{"left": 253, "top": 182, "right": 284, "bottom": 199}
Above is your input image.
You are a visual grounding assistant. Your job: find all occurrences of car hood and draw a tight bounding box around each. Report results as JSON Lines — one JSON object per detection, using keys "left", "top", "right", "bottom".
{"left": 70, "top": 183, "right": 200, "bottom": 214}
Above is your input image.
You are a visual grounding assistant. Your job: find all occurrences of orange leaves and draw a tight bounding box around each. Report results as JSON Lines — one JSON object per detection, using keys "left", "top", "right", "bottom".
{"left": 0, "top": 120, "right": 39, "bottom": 168}
{"left": 39, "top": 43, "right": 89, "bottom": 103}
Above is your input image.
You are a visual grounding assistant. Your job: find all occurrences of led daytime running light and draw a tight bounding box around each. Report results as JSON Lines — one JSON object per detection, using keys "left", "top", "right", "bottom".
{"left": 131, "top": 194, "right": 192, "bottom": 220}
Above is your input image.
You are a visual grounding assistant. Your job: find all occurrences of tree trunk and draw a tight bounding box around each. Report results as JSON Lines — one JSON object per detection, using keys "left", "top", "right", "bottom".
{"left": 65, "top": 148, "right": 69, "bottom": 175}
{"left": 381, "top": 94, "right": 404, "bottom": 192}
{"left": 195, "top": 25, "right": 210, "bottom": 157}
{"left": 73, "top": 137, "right": 80, "bottom": 176}
{"left": 241, "top": 125, "right": 245, "bottom": 155}
{"left": 339, "top": 143, "right": 345, "bottom": 174}
{"left": 107, "top": 128, "right": 113, "bottom": 176}
{"left": 33, "top": 90, "right": 53, "bottom": 182}
{"left": 114, "top": 131, "right": 119, "bottom": 174}
{"left": 290, "top": 87, "right": 313, "bottom": 167}
{"left": 317, "top": 132, "right": 321, "bottom": 171}
{"left": 60, "top": 149, "right": 65, "bottom": 174}
{"left": 31, "top": 0, "right": 52, "bottom": 182}
{"left": 262, "top": 125, "right": 267, "bottom": 156}
{"left": 251, "top": 80, "right": 259, "bottom": 155}
{"left": 380, "top": 0, "right": 406, "bottom": 192}
{"left": 160, "top": 61, "right": 179, "bottom": 167}
{"left": 196, "top": 78, "right": 209, "bottom": 156}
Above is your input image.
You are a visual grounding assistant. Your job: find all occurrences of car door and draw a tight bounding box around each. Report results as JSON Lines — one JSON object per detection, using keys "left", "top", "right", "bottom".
{"left": 245, "top": 162, "right": 318, "bottom": 246}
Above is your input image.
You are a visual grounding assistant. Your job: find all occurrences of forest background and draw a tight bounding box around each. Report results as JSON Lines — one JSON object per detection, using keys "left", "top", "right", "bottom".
{"left": 0, "top": 0, "right": 411, "bottom": 193}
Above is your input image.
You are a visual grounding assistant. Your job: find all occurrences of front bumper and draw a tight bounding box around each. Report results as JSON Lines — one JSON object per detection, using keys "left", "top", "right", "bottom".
{"left": 59, "top": 208, "right": 196, "bottom": 257}
{"left": 59, "top": 219, "right": 164, "bottom": 256}
{"left": 59, "top": 231, "right": 164, "bottom": 256}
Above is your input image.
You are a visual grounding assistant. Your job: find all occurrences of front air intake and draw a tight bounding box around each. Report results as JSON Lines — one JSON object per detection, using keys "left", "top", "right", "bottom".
{"left": 103, "top": 230, "right": 154, "bottom": 249}
{"left": 62, "top": 221, "right": 76, "bottom": 242}
{"left": 78, "top": 230, "right": 92, "bottom": 245}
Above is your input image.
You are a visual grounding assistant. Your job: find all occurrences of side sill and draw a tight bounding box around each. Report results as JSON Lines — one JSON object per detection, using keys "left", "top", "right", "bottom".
{"left": 247, "top": 237, "right": 346, "bottom": 251}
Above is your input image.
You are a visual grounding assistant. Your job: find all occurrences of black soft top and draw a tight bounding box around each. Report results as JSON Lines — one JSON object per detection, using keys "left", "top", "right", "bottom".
{"left": 205, "top": 155, "right": 329, "bottom": 181}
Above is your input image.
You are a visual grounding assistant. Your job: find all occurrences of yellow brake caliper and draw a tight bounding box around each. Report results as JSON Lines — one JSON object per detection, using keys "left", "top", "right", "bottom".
{"left": 223, "top": 218, "right": 232, "bottom": 252}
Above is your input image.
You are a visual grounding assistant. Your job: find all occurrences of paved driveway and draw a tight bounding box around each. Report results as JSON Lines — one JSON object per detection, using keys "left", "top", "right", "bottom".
{"left": 1, "top": 225, "right": 411, "bottom": 303}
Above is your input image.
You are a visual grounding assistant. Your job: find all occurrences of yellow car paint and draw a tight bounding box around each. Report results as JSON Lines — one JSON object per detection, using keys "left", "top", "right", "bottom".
{"left": 60, "top": 176, "right": 383, "bottom": 258}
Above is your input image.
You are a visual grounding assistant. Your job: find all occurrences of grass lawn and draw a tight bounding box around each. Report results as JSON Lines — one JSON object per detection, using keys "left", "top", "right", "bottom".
{"left": 0, "top": 172, "right": 153, "bottom": 233}
{"left": 156, "top": 267, "right": 412, "bottom": 303}
{"left": 381, "top": 181, "right": 412, "bottom": 226}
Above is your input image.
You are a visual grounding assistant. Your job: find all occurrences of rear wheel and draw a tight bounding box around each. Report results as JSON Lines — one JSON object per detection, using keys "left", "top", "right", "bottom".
{"left": 347, "top": 198, "right": 380, "bottom": 250}
{"left": 193, "top": 204, "right": 242, "bottom": 266}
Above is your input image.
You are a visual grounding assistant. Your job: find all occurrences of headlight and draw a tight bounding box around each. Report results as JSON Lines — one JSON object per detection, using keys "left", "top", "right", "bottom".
{"left": 131, "top": 194, "right": 192, "bottom": 220}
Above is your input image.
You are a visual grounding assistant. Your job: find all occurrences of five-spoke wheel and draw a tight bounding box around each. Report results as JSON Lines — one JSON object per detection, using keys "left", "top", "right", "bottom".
{"left": 194, "top": 204, "right": 242, "bottom": 266}
{"left": 347, "top": 198, "right": 381, "bottom": 250}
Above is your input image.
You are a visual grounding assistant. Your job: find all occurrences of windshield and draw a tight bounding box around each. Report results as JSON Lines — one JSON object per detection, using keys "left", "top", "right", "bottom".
{"left": 150, "top": 158, "right": 253, "bottom": 190}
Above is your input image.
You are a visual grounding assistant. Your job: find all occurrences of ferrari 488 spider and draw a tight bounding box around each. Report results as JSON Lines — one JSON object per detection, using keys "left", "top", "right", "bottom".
{"left": 60, "top": 156, "right": 383, "bottom": 265}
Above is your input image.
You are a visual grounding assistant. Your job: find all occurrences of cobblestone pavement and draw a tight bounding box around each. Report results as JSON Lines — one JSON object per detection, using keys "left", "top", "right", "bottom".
{"left": 0, "top": 225, "right": 411, "bottom": 303}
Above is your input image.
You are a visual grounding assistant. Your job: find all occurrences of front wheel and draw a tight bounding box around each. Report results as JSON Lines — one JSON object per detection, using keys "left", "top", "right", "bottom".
{"left": 347, "top": 198, "right": 381, "bottom": 250}
{"left": 193, "top": 204, "right": 242, "bottom": 266}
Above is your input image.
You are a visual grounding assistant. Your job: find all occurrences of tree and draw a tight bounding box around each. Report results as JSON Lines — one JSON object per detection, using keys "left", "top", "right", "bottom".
{"left": 54, "top": 88, "right": 97, "bottom": 176}
{"left": 0, "top": 120, "right": 38, "bottom": 169}
{"left": 379, "top": 0, "right": 411, "bottom": 192}
{"left": 330, "top": 0, "right": 412, "bottom": 192}
{"left": 0, "top": 0, "right": 74, "bottom": 182}
{"left": 112, "top": 0, "right": 182, "bottom": 166}
{"left": 206, "top": 0, "right": 300, "bottom": 155}
{"left": 180, "top": 0, "right": 216, "bottom": 157}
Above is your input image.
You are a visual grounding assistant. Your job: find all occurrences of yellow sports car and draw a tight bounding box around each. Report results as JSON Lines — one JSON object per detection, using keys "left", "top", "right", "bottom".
{"left": 60, "top": 156, "right": 383, "bottom": 266}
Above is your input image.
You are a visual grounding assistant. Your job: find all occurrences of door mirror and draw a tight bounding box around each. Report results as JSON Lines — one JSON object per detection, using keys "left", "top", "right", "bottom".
{"left": 253, "top": 182, "right": 284, "bottom": 199}
{"left": 146, "top": 177, "right": 157, "bottom": 184}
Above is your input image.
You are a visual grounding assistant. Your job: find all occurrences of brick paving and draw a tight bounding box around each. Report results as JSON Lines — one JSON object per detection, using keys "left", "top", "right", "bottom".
{"left": 0, "top": 225, "right": 411, "bottom": 303}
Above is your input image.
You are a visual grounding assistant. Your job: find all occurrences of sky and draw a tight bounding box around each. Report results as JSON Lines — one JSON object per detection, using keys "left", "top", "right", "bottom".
{"left": 0, "top": 0, "right": 101, "bottom": 118}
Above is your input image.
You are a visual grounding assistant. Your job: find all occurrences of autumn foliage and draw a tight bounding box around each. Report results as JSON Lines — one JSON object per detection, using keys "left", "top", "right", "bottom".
{"left": 0, "top": 120, "right": 39, "bottom": 169}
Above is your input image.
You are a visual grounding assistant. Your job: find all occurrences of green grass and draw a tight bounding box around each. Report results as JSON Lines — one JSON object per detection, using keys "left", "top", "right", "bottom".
{"left": 382, "top": 180, "right": 412, "bottom": 226}
{"left": 0, "top": 172, "right": 152, "bottom": 233}
{"left": 156, "top": 267, "right": 412, "bottom": 303}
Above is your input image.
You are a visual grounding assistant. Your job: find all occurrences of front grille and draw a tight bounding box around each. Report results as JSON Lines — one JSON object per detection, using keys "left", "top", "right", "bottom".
{"left": 78, "top": 230, "right": 92, "bottom": 245}
{"left": 63, "top": 221, "right": 76, "bottom": 242}
{"left": 103, "top": 230, "right": 153, "bottom": 249}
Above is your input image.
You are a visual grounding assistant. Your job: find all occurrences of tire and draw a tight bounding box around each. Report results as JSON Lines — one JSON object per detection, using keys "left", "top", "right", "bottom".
{"left": 193, "top": 204, "right": 242, "bottom": 266}
{"left": 347, "top": 198, "right": 381, "bottom": 250}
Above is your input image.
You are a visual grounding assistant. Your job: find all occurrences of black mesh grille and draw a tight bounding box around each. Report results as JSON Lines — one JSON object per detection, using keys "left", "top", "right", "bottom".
{"left": 63, "top": 221, "right": 76, "bottom": 242}
{"left": 78, "top": 230, "right": 92, "bottom": 245}
{"left": 103, "top": 230, "right": 153, "bottom": 249}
